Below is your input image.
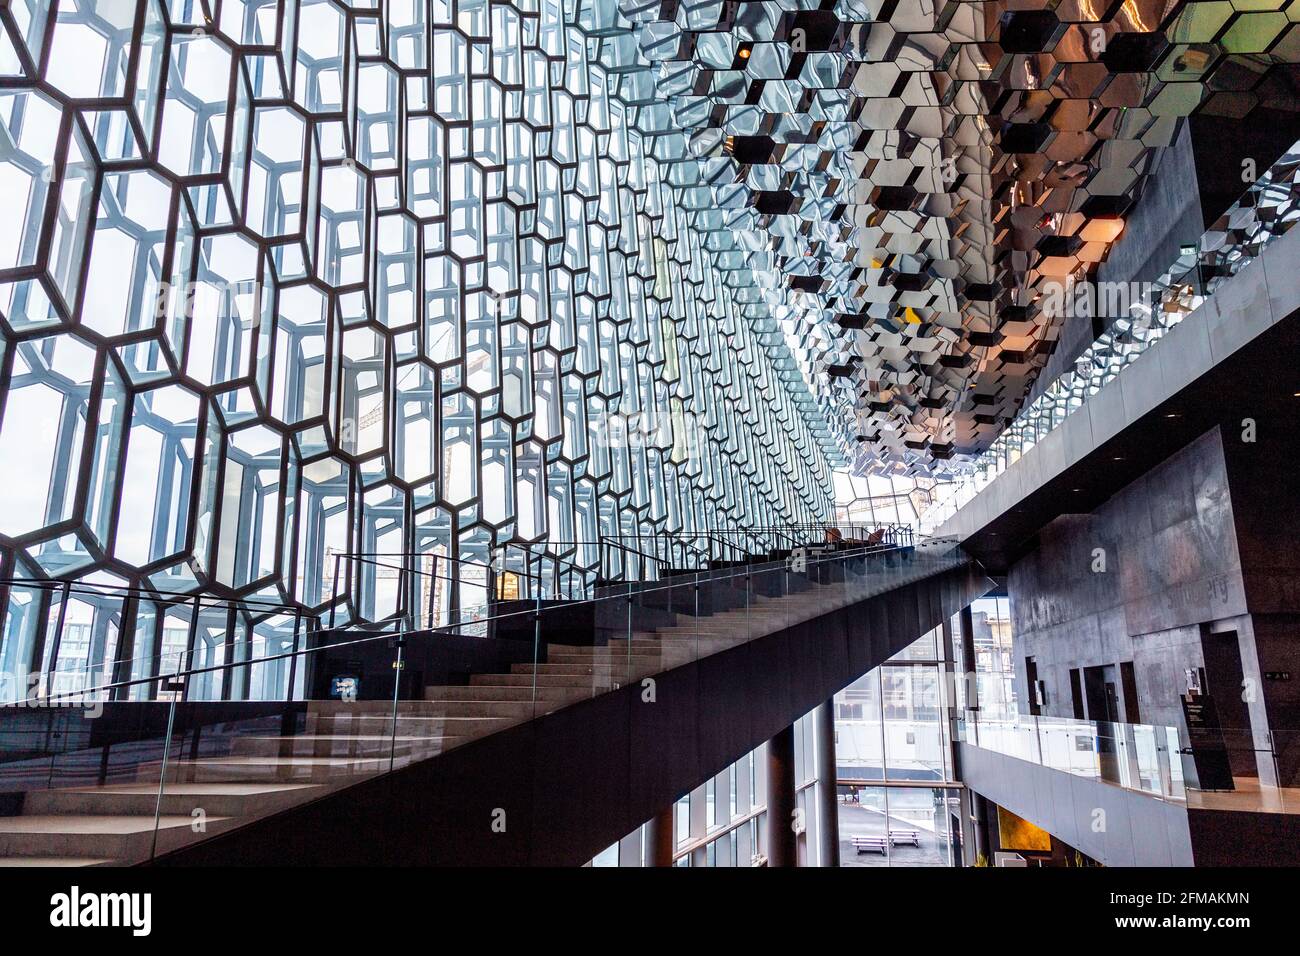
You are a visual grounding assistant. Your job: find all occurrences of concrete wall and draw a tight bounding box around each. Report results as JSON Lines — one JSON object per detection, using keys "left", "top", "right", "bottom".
{"left": 1007, "top": 428, "right": 1249, "bottom": 733}
{"left": 1006, "top": 417, "right": 1300, "bottom": 783}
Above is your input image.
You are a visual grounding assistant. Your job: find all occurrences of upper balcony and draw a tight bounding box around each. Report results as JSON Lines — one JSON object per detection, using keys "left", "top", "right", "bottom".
{"left": 958, "top": 712, "right": 1300, "bottom": 866}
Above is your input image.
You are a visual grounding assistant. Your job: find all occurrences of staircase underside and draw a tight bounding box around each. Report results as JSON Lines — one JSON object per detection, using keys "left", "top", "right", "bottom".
{"left": 144, "top": 561, "right": 989, "bottom": 866}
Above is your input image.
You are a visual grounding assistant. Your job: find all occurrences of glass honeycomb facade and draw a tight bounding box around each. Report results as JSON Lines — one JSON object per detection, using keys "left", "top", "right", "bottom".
{"left": 0, "top": 0, "right": 840, "bottom": 701}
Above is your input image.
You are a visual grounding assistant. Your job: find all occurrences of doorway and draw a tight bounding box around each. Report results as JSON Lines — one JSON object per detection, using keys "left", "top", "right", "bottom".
{"left": 1083, "top": 664, "right": 1121, "bottom": 783}
{"left": 1200, "top": 628, "right": 1257, "bottom": 778}
{"left": 1119, "top": 661, "right": 1141, "bottom": 724}
{"left": 1083, "top": 664, "right": 1120, "bottom": 722}
{"left": 1025, "top": 656, "right": 1041, "bottom": 716}
{"left": 1068, "top": 668, "right": 1086, "bottom": 720}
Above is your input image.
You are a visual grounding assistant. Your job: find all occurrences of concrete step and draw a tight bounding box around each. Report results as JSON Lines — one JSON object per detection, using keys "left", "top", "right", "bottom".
{"left": 510, "top": 661, "right": 657, "bottom": 675}
{"left": 307, "top": 699, "right": 531, "bottom": 718}
{"left": 145, "top": 754, "right": 418, "bottom": 784}
{"left": 545, "top": 650, "right": 693, "bottom": 666}
{"left": 423, "top": 684, "right": 585, "bottom": 702}
{"left": 633, "top": 632, "right": 746, "bottom": 646}
{"left": 0, "top": 855, "right": 114, "bottom": 867}
{"left": 228, "top": 733, "right": 471, "bottom": 759}
{"left": 612, "top": 634, "right": 739, "bottom": 646}
{"left": 470, "top": 672, "right": 617, "bottom": 689}
{"left": 662, "top": 622, "right": 752, "bottom": 632}
{"left": 306, "top": 713, "right": 521, "bottom": 736}
{"left": 0, "top": 813, "right": 236, "bottom": 862}
{"left": 510, "top": 661, "right": 668, "bottom": 683}
{"left": 23, "top": 782, "right": 321, "bottom": 818}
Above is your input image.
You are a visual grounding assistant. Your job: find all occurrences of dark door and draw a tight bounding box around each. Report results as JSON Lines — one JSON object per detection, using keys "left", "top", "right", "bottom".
{"left": 1025, "top": 656, "right": 1041, "bottom": 716}
{"left": 1119, "top": 661, "right": 1140, "bottom": 724}
{"left": 1083, "top": 665, "right": 1118, "bottom": 721}
{"left": 1103, "top": 681, "right": 1120, "bottom": 722}
{"left": 1201, "top": 629, "right": 1257, "bottom": 778}
{"left": 1084, "top": 664, "right": 1121, "bottom": 782}
{"left": 1069, "top": 668, "right": 1086, "bottom": 720}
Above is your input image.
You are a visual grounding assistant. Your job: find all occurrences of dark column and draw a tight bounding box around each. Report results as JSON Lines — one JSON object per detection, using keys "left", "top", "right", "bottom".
{"left": 959, "top": 605, "right": 979, "bottom": 712}
{"left": 942, "top": 615, "right": 964, "bottom": 781}
{"left": 766, "top": 723, "right": 798, "bottom": 867}
{"left": 956, "top": 601, "right": 981, "bottom": 860}
{"left": 814, "top": 699, "right": 840, "bottom": 867}
{"left": 970, "top": 792, "right": 993, "bottom": 865}
{"left": 643, "top": 805, "right": 676, "bottom": 867}
{"left": 942, "top": 617, "right": 976, "bottom": 865}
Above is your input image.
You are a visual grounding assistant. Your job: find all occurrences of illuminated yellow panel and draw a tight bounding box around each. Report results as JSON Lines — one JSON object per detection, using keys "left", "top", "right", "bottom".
{"left": 997, "top": 807, "right": 1052, "bottom": 852}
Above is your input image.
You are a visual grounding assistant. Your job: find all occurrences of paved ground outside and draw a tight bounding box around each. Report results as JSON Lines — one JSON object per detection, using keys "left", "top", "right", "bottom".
{"left": 837, "top": 799, "right": 952, "bottom": 867}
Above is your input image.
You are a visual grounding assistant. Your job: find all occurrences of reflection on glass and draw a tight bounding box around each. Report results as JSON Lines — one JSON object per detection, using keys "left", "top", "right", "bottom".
{"left": 966, "top": 596, "right": 1018, "bottom": 721}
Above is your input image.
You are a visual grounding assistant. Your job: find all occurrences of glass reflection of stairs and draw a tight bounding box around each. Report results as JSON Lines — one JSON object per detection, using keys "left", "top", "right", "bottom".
{"left": 0, "top": 551, "right": 924, "bottom": 865}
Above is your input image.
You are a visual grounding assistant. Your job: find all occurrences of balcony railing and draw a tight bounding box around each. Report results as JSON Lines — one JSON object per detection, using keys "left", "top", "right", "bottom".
{"left": 958, "top": 713, "right": 1300, "bottom": 814}
{"left": 959, "top": 714, "right": 1186, "bottom": 802}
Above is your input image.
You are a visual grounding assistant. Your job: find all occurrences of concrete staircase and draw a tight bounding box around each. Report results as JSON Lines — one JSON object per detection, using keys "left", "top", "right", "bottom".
{"left": 0, "top": 554, "right": 913, "bottom": 865}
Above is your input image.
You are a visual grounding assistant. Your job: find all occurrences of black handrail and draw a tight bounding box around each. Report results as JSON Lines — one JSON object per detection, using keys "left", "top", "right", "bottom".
{"left": 327, "top": 551, "right": 498, "bottom": 631}
{"left": 6, "top": 539, "right": 949, "bottom": 709}
{"left": 0, "top": 577, "right": 318, "bottom": 705}
{"left": 492, "top": 542, "right": 596, "bottom": 602}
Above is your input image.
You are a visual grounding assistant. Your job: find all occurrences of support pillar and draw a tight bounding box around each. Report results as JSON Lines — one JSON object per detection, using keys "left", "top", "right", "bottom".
{"left": 971, "top": 792, "right": 993, "bottom": 865}
{"left": 766, "top": 723, "right": 798, "bottom": 867}
{"left": 643, "top": 805, "right": 676, "bottom": 867}
{"left": 814, "top": 699, "right": 840, "bottom": 867}
{"left": 959, "top": 605, "right": 978, "bottom": 711}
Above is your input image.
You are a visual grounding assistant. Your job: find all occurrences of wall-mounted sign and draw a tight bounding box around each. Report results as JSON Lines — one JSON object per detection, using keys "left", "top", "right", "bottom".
{"left": 1265, "top": 671, "right": 1291, "bottom": 681}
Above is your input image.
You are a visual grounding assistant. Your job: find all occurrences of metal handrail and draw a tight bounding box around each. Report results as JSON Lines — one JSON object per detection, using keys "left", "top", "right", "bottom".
{"left": 5, "top": 539, "right": 951, "bottom": 709}
{"left": 596, "top": 534, "right": 692, "bottom": 582}
{"left": 326, "top": 550, "right": 498, "bottom": 631}
{"left": 0, "top": 577, "right": 318, "bottom": 705}
{"left": 598, "top": 533, "right": 715, "bottom": 577}
{"left": 0, "top": 577, "right": 308, "bottom": 617}
{"left": 492, "top": 542, "right": 596, "bottom": 602}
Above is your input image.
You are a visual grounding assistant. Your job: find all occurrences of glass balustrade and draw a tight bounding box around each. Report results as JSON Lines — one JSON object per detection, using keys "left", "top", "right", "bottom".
{"left": 957, "top": 713, "right": 1300, "bottom": 813}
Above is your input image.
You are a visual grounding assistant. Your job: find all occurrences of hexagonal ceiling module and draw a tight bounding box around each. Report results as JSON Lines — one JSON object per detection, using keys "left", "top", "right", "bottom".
{"left": 627, "top": 0, "right": 1300, "bottom": 477}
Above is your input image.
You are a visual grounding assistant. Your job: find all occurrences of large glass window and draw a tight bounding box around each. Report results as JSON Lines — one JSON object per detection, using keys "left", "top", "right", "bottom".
{"left": 835, "top": 628, "right": 963, "bottom": 867}
{"left": 964, "top": 596, "right": 1019, "bottom": 721}
{"left": 0, "top": 0, "right": 842, "bottom": 693}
